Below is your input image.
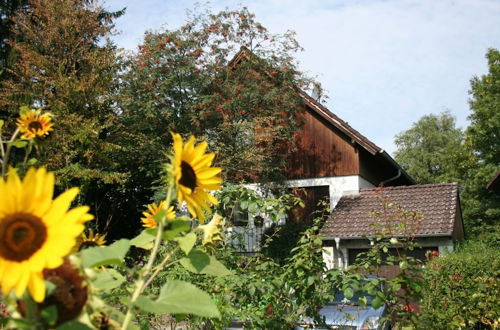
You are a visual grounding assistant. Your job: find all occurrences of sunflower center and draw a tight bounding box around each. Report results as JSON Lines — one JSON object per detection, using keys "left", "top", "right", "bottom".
{"left": 180, "top": 161, "right": 197, "bottom": 191}
{"left": 28, "top": 121, "right": 43, "bottom": 131}
{"left": 78, "top": 241, "right": 98, "bottom": 251}
{"left": 0, "top": 213, "right": 47, "bottom": 262}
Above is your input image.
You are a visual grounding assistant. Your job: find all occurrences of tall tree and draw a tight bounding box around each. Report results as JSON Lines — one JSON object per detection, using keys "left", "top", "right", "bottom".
{"left": 460, "top": 48, "right": 500, "bottom": 240}
{"left": 0, "top": 0, "right": 127, "bottom": 236}
{"left": 394, "top": 111, "right": 464, "bottom": 184}
{"left": 0, "top": 0, "right": 28, "bottom": 70}
{"left": 0, "top": 0, "right": 124, "bottom": 186}
{"left": 107, "top": 7, "right": 318, "bottom": 238}
{"left": 467, "top": 48, "right": 500, "bottom": 166}
{"left": 393, "top": 49, "right": 500, "bottom": 240}
{"left": 117, "top": 7, "right": 315, "bottom": 185}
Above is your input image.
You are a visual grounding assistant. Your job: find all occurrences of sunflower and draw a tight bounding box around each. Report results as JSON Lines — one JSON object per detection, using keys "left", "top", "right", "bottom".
{"left": 140, "top": 201, "right": 176, "bottom": 228}
{"left": 16, "top": 109, "right": 54, "bottom": 140}
{"left": 77, "top": 229, "right": 106, "bottom": 251}
{"left": 170, "top": 133, "right": 222, "bottom": 222}
{"left": 0, "top": 167, "right": 93, "bottom": 302}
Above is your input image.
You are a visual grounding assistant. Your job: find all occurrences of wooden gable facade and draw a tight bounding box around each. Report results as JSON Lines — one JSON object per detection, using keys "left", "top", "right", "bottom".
{"left": 287, "top": 90, "right": 413, "bottom": 187}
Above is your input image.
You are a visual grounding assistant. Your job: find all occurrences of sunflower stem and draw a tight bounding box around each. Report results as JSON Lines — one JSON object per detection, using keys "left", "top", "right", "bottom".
{"left": 120, "top": 185, "right": 174, "bottom": 330}
{"left": 2, "top": 127, "right": 20, "bottom": 179}
{"left": 23, "top": 293, "right": 39, "bottom": 327}
{"left": 22, "top": 140, "right": 33, "bottom": 170}
{"left": 141, "top": 246, "right": 180, "bottom": 292}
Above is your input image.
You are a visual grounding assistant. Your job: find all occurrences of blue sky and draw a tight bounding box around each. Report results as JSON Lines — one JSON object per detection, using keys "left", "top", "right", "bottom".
{"left": 104, "top": 0, "right": 500, "bottom": 155}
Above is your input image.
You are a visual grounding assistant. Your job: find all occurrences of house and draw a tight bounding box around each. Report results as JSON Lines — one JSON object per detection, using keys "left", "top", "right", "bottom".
{"left": 284, "top": 90, "right": 414, "bottom": 223}
{"left": 320, "top": 183, "right": 464, "bottom": 277}
{"left": 226, "top": 48, "right": 463, "bottom": 257}
{"left": 486, "top": 171, "right": 500, "bottom": 191}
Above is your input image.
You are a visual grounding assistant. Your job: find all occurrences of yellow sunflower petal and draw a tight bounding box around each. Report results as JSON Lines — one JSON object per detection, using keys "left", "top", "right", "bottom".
{"left": 169, "top": 133, "right": 222, "bottom": 223}
{"left": 192, "top": 153, "right": 215, "bottom": 170}
{"left": 28, "top": 273, "right": 45, "bottom": 303}
{"left": 0, "top": 167, "right": 91, "bottom": 301}
{"left": 5, "top": 168, "right": 22, "bottom": 214}
{"left": 1, "top": 262, "right": 21, "bottom": 295}
{"left": 171, "top": 133, "right": 183, "bottom": 164}
{"left": 197, "top": 167, "right": 222, "bottom": 179}
{"left": 43, "top": 187, "right": 79, "bottom": 225}
{"left": 14, "top": 266, "right": 30, "bottom": 297}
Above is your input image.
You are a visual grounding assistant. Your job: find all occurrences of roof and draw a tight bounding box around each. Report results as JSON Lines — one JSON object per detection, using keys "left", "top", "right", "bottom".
{"left": 230, "top": 47, "right": 382, "bottom": 155}
{"left": 228, "top": 46, "right": 414, "bottom": 184}
{"left": 486, "top": 171, "right": 500, "bottom": 190}
{"left": 320, "top": 183, "right": 462, "bottom": 239}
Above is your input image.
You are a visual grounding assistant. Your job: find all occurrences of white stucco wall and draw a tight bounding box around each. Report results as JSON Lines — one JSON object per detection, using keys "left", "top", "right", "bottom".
{"left": 285, "top": 175, "right": 375, "bottom": 210}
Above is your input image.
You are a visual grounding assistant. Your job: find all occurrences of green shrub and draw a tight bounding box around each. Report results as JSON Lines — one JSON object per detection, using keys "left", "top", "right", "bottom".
{"left": 260, "top": 220, "right": 308, "bottom": 263}
{"left": 420, "top": 241, "right": 500, "bottom": 329}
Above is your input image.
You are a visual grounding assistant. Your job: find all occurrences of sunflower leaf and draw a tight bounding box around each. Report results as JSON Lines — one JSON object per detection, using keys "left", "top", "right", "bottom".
{"left": 56, "top": 321, "right": 94, "bottom": 330}
{"left": 93, "top": 268, "right": 126, "bottom": 291}
{"left": 135, "top": 280, "right": 220, "bottom": 318}
{"left": 130, "top": 228, "right": 157, "bottom": 250}
{"left": 41, "top": 305, "right": 58, "bottom": 326}
{"left": 180, "top": 249, "right": 231, "bottom": 276}
{"left": 9, "top": 140, "right": 28, "bottom": 148}
{"left": 176, "top": 233, "right": 197, "bottom": 255}
{"left": 81, "top": 239, "right": 130, "bottom": 268}
{"left": 163, "top": 220, "right": 190, "bottom": 240}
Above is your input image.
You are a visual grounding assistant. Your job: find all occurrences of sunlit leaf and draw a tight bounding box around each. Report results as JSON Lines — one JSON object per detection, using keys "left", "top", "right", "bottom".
{"left": 130, "top": 228, "right": 157, "bottom": 250}
{"left": 176, "top": 233, "right": 197, "bottom": 255}
{"left": 93, "top": 268, "right": 126, "bottom": 291}
{"left": 10, "top": 140, "right": 28, "bottom": 148}
{"left": 163, "top": 220, "right": 190, "bottom": 240}
{"left": 135, "top": 280, "right": 220, "bottom": 318}
{"left": 81, "top": 239, "right": 130, "bottom": 268}
{"left": 344, "top": 287, "right": 354, "bottom": 300}
{"left": 180, "top": 249, "right": 231, "bottom": 276}
{"left": 371, "top": 296, "right": 384, "bottom": 309}
{"left": 56, "top": 321, "right": 94, "bottom": 330}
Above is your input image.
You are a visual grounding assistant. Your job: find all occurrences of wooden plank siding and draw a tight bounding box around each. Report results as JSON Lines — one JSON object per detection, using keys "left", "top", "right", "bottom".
{"left": 358, "top": 149, "right": 411, "bottom": 187}
{"left": 288, "top": 186, "right": 330, "bottom": 224}
{"left": 287, "top": 106, "right": 360, "bottom": 179}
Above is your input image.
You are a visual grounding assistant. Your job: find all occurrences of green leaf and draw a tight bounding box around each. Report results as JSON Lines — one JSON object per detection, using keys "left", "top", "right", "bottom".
{"left": 344, "top": 287, "right": 354, "bottom": 300}
{"left": 153, "top": 208, "right": 167, "bottom": 223}
{"left": 130, "top": 228, "right": 157, "bottom": 250}
{"left": 5, "top": 319, "right": 32, "bottom": 330}
{"left": 135, "top": 280, "right": 220, "bottom": 318}
{"left": 371, "top": 296, "right": 384, "bottom": 309}
{"left": 27, "top": 158, "right": 37, "bottom": 165}
{"left": 19, "top": 106, "right": 31, "bottom": 115}
{"left": 0, "top": 119, "right": 3, "bottom": 130}
{"left": 41, "top": 305, "right": 58, "bottom": 326}
{"left": 176, "top": 233, "right": 197, "bottom": 255}
{"left": 56, "top": 321, "right": 94, "bottom": 330}
{"left": 93, "top": 268, "right": 125, "bottom": 291}
{"left": 358, "top": 296, "right": 368, "bottom": 307}
{"left": 163, "top": 220, "right": 190, "bottom": 240}
{"left": 399, "top": 261, "right": 409, "bottom": 270}
{"left": 10, "top": 140, "right": 28, "bottom": 148}
{"left": 180, "top": 249, "right": 231, "bottom": 276}
{"left": 248, "top": 202, "right": 258, "bottom": 213}
{"left": 81, "top": 239, "right": 130, "bottom": 268}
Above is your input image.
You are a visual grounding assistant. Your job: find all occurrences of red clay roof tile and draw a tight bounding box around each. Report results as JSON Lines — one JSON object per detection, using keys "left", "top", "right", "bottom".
{"left": 320, "top": 183, "right": 461, "bottom": 238}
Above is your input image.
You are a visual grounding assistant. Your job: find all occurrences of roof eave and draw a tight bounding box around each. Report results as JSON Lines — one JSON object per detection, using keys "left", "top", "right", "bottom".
{"left": 321, "top": 233, "right": 454, "bottom": 241}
